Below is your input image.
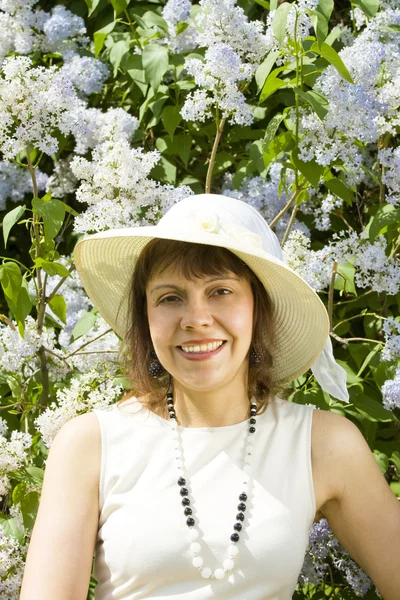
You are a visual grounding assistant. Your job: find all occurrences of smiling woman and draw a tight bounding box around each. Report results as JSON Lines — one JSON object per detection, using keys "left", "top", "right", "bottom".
{"left": 121, "top": 239, "right": 277, "bottom": 418}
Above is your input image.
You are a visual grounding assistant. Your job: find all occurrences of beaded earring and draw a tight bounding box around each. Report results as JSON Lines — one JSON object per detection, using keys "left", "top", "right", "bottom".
{"left": 148, "top": 350, "right": 166, "bottom": 378}
{"left": 249, "top": 346, "right": 262, "bottom": 368}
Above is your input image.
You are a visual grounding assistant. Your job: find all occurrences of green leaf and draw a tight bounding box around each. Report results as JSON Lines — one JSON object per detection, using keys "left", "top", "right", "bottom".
{"left": 255, "top": 0, "right": 270, "bottom": 7}
{"left": 334, "top": 261, "right": 357, "bottom": 295}
{"left": 260, "top": 77, "right": 287, "bottom": 103}
{"left": 262, "top": 113, "right": 284, "bottom": 153}
{"left": 272, "top": 2, "right": 292, "bottom": 46}
{"left": 356, "top": 343, "right": 382, "bottom": 377}
{"left": 93, "top": 11, "right": 116, "bottom": 57}
{"left": 373, "top": 450, "right": 389, "bottom": 473}
{"left": 32, "top": 196, "right": 65, "bottom": 243}
{"left": 20, "top": 491, "right": 40, "bottom": 530}
{"left": 351, "top": 386, "right": 395, "bottom": 422}
{"left": 84, "top": 0, "right": 102, "bottom": 17}
{"left": 263, "top": 131, "right": 293, "bottom": 168}
{"left": 150, "top": 155, "right": 176, "bottom": 184}
{"left": 312, "top": 42, "right": 354, "bottom": 84}
{"left": 109, "top": 40, "right": 130, "bottom": 73}
{"left": 351, "top": 0, "right": 379, "bottom": 18}
{"left": 368, "top": 204, "right": 400, "bottom": 242}
{"left": 390, "top": 451, "right": 400, "bottom": 477}
{"left": 3, "top": 205, "right": 26, "bottom": 248}
{"left": 0, "top": 261, "right": 22, "bottom": 311}
{"left": 0, "top": 514, "right": 24, "bottom": 544}
{"left": 49, "top": 294, "right": 67, "bottom": 324}
{"left": 291, "top": 149, "right": 323, "bottom": 188}
{"left": 324, "top": 173, "right": 353, "bottom": 204}
{"left": 110, "top": 0, "right": 128, "bottom": 17}
{"left": 71, "top": 311, "right": 98, "bottom": 342}
{"left": 162, "top": 105, "right": 182, "bottom": 139}
{"left": 308, "top": 10, "right": 329, "bottom": 46}
{"left": 174, "top": 134, "right": 192, "bottom": 168}
{"left": 316, "top": 0, "right": 334, "bottom": 21}
{"left": 255, "top": 50, "right": 280, "bottom": 93}
{"left": 292, "top": 87, "right": 329, "bottom": 120}
{"left": 176, "top": 21, "right": 189, "bottom": 35}
{"left": 34, "top": 259, "right": 71, "bottom": 278}
{"left": 142, "top": 44, "right": 169, "bottom": 92}
{"left": 390, "top": 482, "right": 400, "bottom": 498}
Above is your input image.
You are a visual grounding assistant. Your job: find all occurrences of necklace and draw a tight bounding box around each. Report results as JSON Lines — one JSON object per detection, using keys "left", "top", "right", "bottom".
{"left": 166, "top": 391, "right": 258, "bottom": 580}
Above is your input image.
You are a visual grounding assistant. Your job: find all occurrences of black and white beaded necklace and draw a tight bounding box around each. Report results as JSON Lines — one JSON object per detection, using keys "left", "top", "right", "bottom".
{"left": 166, "top": 391, "right": 258, "bottom": 580}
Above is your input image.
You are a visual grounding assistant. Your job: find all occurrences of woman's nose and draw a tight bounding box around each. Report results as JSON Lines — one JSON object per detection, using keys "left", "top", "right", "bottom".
{"left": 180, "top": 300, "right": 214, "bottom": 329}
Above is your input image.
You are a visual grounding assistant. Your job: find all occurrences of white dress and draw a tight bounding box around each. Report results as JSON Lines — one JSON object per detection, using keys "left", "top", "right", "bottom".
{"left": 92, "top": 396, "right": 316, "bottom": 599}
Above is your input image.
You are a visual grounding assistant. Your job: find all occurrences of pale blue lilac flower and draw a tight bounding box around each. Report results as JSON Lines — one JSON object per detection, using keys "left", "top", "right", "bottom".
{"left": 162, "top": 0, "right": 191, "bottom": 26}
{"left": 378, "top": 147, "right": 400, "bottom": 206}
{"left": 60, "top": 55, "right": 109, "bottom": 96}
{"left": 382, "top": 368, "right": 400, "bottom": 411}
{"left": 381, "top": 318, "right": 400, "bottom": 362}
{"left": 42, "top": 5, "right": 87, "bottom": 50}
{"left": 0, "top": 161, "right": 48, "bottom": 209}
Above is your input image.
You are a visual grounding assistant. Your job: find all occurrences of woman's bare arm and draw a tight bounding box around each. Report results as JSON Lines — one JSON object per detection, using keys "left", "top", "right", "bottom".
{"left": 313, "top": 409, "right": 400, "bottom": 600}
{"left": 19, "top": 411, "right": 101, "bottom": 600}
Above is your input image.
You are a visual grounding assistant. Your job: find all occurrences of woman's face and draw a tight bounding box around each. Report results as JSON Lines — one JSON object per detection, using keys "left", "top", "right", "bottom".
{"left": 146, "top": 268, "right": 254, "bottom": 393}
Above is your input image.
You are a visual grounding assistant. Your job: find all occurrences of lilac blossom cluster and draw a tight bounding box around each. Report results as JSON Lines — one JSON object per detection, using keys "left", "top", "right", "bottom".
{"left": 298, "top": 7, "right": 400, "bottom": 181}
{"left": 265, "top": 0, "right": 318, "bottom": 61}
{"left": 0, "top": 0, "right": 89, "bottom": 63}
{"left": 381, "top": 368, "right": 400, "bottom": 411}
{"left": 378, "top": 147, "right": 400, "bottom": 206}
{"left": 300, "top": 518, "right": 374, "bottom": 596}
{"left": 177, "top": 0, "right": 270, "bottom": 125}
{"left": 0, "top": 417, "right": 32, "bottom": 499}
{"left": 0, "top": 523, "right": 27, "bottom": 600}
{"left": 161, "top": 0, "right": 197, "bottom": 54}
{"left": 34, "top": 369, "right": 122, "bottom": 448}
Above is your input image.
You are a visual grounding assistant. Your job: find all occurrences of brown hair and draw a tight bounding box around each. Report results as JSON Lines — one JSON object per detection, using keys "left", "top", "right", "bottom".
{"left": 118, "top": 239, "right": 282, "bottom": 416}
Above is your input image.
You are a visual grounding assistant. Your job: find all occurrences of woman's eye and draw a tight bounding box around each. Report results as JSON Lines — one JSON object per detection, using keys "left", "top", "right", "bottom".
{"left": 159, "top": 295, "right": 181, "bottom": 304}
{"left": 213, "top": 288, "right": 231, "bottom": 296}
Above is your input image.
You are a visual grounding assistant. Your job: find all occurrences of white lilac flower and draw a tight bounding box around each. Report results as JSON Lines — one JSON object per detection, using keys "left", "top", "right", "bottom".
{"left": 59, "top": 54, "right": 109, "bottom": 96}
{"left": 0, "top": 524, "right": 27, "bottom": 599}
{"left": 381, "top": 318, "right": 400, "bottom": 362}
{"left": 300, "top": 191, "right": 343, "bottom": 231}
{"left": 382, "top": 368, "right": 400, "bottom": 411}
{"left": 34, "top": 370, "right": 123, "bottom": 448}
{"left": 182, "top": 43, "right": 254, "bottom": 125}
{"left": 378, "top": 147, "right": 400, "bottom": 206}
{"left": 71, "top": 137, "right": 193, "bottom": 233}
{"left": 298, "top": 8, "right": 400, "bottom": 174}
{"left": 0, "top": 56, "right": 84, "bottom": 160}
{"left": 354, "top": 7, "right": 368, "bottom": 30}
{"left": 0, "top": 161, "right": 48, "bottom": 210}
{"left": 283, "top": 229, "right": 400, "bottom": 295}
{"left": 194, "top": 0, "right": 269, "bottom": 64}
{"left": 0, "top": 427, "right": 32, "bottom": 498}
{"left": 161, "top": 0, "right": 198, "bottom": 54}
{"left": 71, "top": 106, "right": 139, "bottom": 155}
{"left": 42, "top": 5, "right": 89, "bottom": 54}
{"left": 162, "top": 0, "right": 191, "bottom": 25}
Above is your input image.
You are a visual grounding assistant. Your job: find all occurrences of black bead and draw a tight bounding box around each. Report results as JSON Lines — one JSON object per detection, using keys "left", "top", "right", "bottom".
{"left": 233, "top": 522, "right": 242, "bottom": 531}
{"left": 184, "top": 507, "right": 192, "bottom": 516}
{"left": 167, "top": 400, "right": 174, "bottom": 406}
{"left": 250, "top": 410, "right": 257, "bottom": 416}
{"left": 182, "top": 497, "right": 190, "bottom": 506}
{"left": 250, "top": 418, "right": 256, "bottom": 424}
{"left": 230, "top": 533, "right": 240, "bottom": 542}
{"left": 238, "top": 502, "right": 246, "bottom": 511}
{"left": 249, "top": 426, "right": 256, "bottom": 433}
{"left": 236, "top": 512, "right": 245, "bottom": 521}
{"left": 180, "top": 487, "right": 188, "bottom": 496}
{"left": 239, "top": 493, "right": 247, "bottom": 501}
{"left": 178, "top": 477, "right": 186, "bottom": 486}
{"left": 186, "top": 517, "right": 195, "bottom": 527}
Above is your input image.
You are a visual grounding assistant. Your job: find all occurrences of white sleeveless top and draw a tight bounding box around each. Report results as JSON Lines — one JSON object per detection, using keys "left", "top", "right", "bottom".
{"left": 92, "top": 397, "right": 316, "bottom": 600}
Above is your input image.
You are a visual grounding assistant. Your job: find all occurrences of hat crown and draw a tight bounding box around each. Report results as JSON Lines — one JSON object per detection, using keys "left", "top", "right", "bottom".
{"left": 159, "top": 194, "right": 283, "bottom": 259}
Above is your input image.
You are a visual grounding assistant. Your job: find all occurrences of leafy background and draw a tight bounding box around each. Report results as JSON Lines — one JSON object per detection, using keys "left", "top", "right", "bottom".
{"left": 0, "top": 0, "right": 399, "bottom": 597}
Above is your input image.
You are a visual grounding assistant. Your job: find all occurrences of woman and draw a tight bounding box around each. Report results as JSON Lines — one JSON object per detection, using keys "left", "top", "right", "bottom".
{"left": 20, "top": 194, "right": 400, "bottom": 599}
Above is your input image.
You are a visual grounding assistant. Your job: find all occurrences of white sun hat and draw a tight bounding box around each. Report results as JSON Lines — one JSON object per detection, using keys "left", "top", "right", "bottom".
{"left": 74, "top": 193, "right": 348, "bottom": 399}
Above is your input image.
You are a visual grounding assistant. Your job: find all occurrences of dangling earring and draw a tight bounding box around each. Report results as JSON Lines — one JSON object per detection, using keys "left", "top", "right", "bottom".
{"left": 148, "top": 350, "right": 166, "bottom": 378}
{"left": 249, "top": 346, "right": 262, "bottom": 368}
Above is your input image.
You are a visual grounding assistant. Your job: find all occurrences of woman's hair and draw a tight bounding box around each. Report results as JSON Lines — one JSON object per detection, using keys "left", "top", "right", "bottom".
{"left": 118, "top": 239, "right": 284, "bottom": 415}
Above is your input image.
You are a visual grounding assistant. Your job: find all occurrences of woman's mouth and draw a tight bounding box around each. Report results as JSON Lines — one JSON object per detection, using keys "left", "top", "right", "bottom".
{"left": 177, "top": 340, "right": 227, "bottom": 361}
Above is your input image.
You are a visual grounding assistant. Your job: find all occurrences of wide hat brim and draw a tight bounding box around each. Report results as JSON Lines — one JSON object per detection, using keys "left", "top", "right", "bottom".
{"left": 74, "top": 225, "right": 330, "bottom": 386}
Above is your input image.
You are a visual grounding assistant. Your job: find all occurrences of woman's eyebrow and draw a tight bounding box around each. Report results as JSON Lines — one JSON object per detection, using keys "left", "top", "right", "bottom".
{"left": 148, "top": 276, "right": 239, "bottom": 294}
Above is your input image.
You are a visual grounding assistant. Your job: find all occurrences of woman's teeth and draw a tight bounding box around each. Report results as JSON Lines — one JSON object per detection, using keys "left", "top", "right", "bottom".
{"left": 180, "top": 341, "right": 224, "bottom": 353}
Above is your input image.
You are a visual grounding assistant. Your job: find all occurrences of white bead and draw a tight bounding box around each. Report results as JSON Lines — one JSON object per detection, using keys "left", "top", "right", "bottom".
{"left": 175, "top": 459, "right": 183, "bottom": 469}
{"left": 243, "top": 464, "right": 250, "bottom": 474}
{"left": 190, "top": 542, "right": 201, "bottom": 554}
{"left": 189, "top": 528, "right": 199, "bottom": 541}
{"left": 174, "top": 449, "right": 181, "bottom": 458}
{"left": 201, "top": 567, "right": 212, "bottom": 579}
{"left": 227, "top": 544, "right": 239, "bottom": 557}
{"left": 192, "top": 556, "right": 203, "bottom": 567}
{"left": 223, "top": 558, "right": 235, "bottom": 570}
{"left": 245, "top": 455, "right": 252, "bottom": 464}
{"left": 214, "top": 568, "right": 226, "bottom": 580}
